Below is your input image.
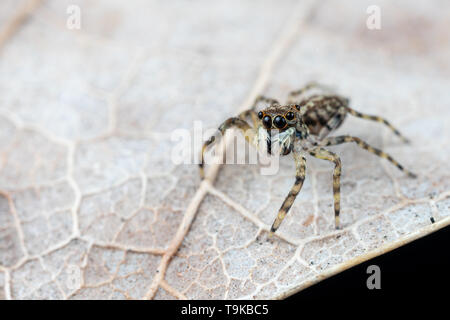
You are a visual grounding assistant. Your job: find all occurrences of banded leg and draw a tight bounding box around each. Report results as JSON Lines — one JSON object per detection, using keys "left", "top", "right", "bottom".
{"left": 309, "top": 148, "right": 342, "bottom": 229}
{"left": 345, "top": 107, "right": 410, "bottom": 143}
{"left": 320, "top": 135, "right": 416, "bottom": 178}
{"left": 199, "top": 117, "right": 255, "bottom": 179}
{"left": 270, "top": 153, "right": 307, "bottom": 235}
{"left": 238, "top": 109, "right": 258, "bottom": 128}
{"left": 288, "top": 82, "right": 332, "bottom": 103}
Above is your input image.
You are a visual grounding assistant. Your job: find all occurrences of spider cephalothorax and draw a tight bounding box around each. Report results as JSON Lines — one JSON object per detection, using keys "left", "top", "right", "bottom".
{"left": 199, "top": 82, "right": 416, "bottom": 236}
{"left": 257, "top": 105, "right": 298, "bottom": 130}
{"left": 255, "top": 104, "right": 301, "bottom": 155}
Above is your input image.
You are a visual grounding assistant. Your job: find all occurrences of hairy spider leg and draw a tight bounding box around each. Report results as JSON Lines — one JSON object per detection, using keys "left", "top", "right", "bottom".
{"left": 345, "top": 107, "right": 410, "bottom": 143}
{"left": 270, "top": 153, "right": 307, "bottom": 235}
{"left": 199, "top": 117, "right": 256, "bottom": 179}
{"left": 309, "top": 147, "right": 342, "bottom": 229}
{"left": 320, "top": 135, "right": 417, "bottom": 178}
{"left": 200, "top": 95, "right": 281, "bottom": 179}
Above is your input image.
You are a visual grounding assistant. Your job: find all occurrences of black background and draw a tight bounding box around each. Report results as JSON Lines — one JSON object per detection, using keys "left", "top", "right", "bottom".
{"left": 287, "top": 223, "right": 450, "bottom": 302}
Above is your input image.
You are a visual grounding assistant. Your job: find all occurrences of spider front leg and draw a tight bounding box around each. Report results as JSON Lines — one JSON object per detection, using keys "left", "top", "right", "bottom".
{"left": 309, "top": 147, "right": 342, "bottom": 229}
{"left": 199, "top": 117, "right": 256, "bottom": 179}
{"left": 200, "top": 95, "right": 280, "bottom": 178}
{"left": 345, "top": 107, "right": 410, "bottom": 143}
{"left": 320, "top": 135, "right": 416, "bottom": 178}
{"left": 270, "top": 153, "right": 307, "bottom": 235}
{"left": 238, "top": 108, "right": 259, "bottom": 129}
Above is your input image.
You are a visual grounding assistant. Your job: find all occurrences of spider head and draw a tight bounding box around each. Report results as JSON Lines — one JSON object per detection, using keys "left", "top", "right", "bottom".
{"left": 256, "top": 105, "right": 300, "bottom": 155}
{"left": 257, "top": 105, "right": 299, "bottom": 131}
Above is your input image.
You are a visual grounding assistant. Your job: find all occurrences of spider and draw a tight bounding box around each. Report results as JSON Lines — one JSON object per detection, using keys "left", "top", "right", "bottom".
{"left": 199, "top": 82, "right": 416, "bottom": 235}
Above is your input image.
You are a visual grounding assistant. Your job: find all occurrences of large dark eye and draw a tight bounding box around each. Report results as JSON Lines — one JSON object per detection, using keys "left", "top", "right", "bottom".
{"left": 258, "top": 111, "right": 263, "bottom": 119}
{"left": 262, "top": 115, "right": 272, "bottom": 129}
{"left": 273, "top": 116, "right": 287, "bottom": 129}
{"left": 286, "top": 112, "right": 295, "bottom": 120}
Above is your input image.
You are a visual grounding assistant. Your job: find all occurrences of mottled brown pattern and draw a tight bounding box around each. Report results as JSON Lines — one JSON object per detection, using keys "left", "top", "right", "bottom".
{"left": 298, "top": 95, "right": 348, "bottom": 136}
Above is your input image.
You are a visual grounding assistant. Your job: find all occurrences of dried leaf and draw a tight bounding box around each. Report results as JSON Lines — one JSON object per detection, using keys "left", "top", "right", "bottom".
{"left": 0, "top": 0, "right": 449, "bottom": 300}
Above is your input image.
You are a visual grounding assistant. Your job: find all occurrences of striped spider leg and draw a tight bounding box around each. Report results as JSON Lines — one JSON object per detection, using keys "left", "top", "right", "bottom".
{"left": 269, "top": 152, "right": 306, "bottom": 234}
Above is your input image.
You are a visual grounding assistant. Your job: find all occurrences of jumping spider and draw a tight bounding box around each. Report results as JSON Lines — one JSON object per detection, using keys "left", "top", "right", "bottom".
{"left": 199, "top": 82, "right": 416, "bottom": 235}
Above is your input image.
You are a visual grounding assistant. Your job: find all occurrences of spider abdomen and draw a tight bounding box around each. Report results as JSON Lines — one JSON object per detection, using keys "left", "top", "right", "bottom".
{"left": 299, "top": 95, "right": 348, "bottom": 137}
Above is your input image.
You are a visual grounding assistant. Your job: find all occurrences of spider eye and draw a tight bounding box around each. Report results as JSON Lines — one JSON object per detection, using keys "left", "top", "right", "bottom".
{"left": 258, "top": 111, "right": 264, "bottom": 119}
{"left": 273, "top": 116, "right": 287, "bottom": 129}
{"left": 286, "top": 112, "right": 295, "bottom": 120}
{"left": 262, "top": 115, "right": 272, "bottom": 129}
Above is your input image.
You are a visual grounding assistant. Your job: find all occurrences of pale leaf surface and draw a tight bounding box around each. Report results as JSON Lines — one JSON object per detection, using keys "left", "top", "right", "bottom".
{"left": 0, "top": 0, "right": 449, "bottom": 300}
